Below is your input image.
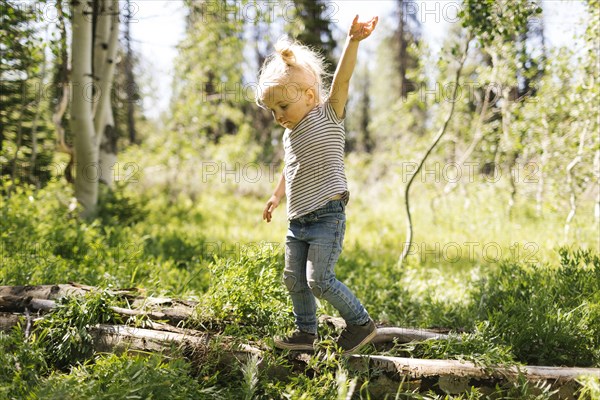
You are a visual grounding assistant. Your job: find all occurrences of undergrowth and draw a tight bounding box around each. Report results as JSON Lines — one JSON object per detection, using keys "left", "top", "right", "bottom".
{"left": 35, "top": 290, "right": 122, "bottom": 369}
{"left": 473, "top": 248, "right": 600, "bottom": 367}
{"left": 1, "top": 177, "right": 598, "bottom": 399}
{"left": 194, "top": 248, "right": 291, "bottom": 338}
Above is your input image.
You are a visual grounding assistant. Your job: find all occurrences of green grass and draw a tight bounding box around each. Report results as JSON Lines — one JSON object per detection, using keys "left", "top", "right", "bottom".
{"left": 1, "top": 150, "right": 598, "bottom": 399}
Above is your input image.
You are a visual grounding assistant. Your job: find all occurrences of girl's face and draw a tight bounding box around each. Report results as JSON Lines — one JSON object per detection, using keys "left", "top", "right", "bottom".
{"left": 262, "top": 84, "right": 316, "bottom": 130}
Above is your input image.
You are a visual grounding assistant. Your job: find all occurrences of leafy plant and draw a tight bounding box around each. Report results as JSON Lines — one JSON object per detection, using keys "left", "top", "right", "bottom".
{"left": 473, "top": 248, "right": 600, "bottom": 366}
{"left": 195, "top": 244, "right": 291, "bottom": 338}
{"left": 0, "top": 326, "right": 48, "bottom": 399}
{"left": 35, "top": 290, "right": 122, "bottom": 369}
{"left": 391, "top": 322, "right": 516, "bottom": 368}
{"left": 32, "top": 353, "right": 224, "bottom": 400}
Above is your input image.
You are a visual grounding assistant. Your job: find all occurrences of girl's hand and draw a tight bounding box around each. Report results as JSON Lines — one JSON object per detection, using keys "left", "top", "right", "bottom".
{"left": 349, "top": 15, "right": 378, "bottom": 42}
{"left": 263, "top": 195, "right": 280, "bottom": 223}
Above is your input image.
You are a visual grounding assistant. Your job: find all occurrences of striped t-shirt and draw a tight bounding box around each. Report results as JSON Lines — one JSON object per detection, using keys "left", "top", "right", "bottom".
{"left": 283, "top": 100, "right": 348, "bottom": 220}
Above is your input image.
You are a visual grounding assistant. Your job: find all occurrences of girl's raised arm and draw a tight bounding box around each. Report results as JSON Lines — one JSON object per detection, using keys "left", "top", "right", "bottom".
{"left": 329, "top": 15, "right": 378, "bottom": 119}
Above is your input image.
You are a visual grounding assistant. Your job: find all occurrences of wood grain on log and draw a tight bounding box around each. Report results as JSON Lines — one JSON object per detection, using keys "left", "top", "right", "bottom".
{"left": 320, "top": 315, "right": 450, "bottom": 343}
{"left": 0, "top": 312, "right": 23, "bottom": 332}
{"left": 372, "top": 327, "right": 450, "bottom": 343}
{"left": 347, "top": 355, "right": 599, "bottom": 398}
{"left": 347, "top": 354, "right": 600, "bottom": 382}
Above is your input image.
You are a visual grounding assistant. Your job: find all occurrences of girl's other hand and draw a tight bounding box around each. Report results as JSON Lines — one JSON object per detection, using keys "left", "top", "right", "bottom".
{"left": 349, "top": 15, "right": 378, "bottom": 42}
{"left": 263, "top": 195, "right": 280, "bottom": 223}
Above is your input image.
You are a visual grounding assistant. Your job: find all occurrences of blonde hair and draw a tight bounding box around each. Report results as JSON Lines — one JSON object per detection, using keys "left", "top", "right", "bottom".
{"left": 256, "top": 37, "right": 329, "bottom": 109}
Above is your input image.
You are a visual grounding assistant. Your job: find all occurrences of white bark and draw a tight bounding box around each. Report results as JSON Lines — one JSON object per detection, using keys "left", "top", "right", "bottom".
{"left": 93, "top": 0, "right": 112, "bottom": 112}
{"left": 98, "top": 95, "right": 118, "bottom": 186}
{"left": 320, "top": 315, "right": 450, "bottom": 342}
{"left": 536, "top": 119, "right": 550, "bottom": 217}
{"left": 1, "top": 313, "right": 597, "bottom": 397}
{"left": 29, "top": 42, "right": 47, "bottom": 189}
{"left": 594, "top": 149, "right": 600, "bottom": 220}
{"left": 70, "top": 0, "right": 120, "bottom": 216}
{"left": 500, "top": 86, "right": 517, "bottom": 219}
{"left": 53, "top": 0, "right": 71, "bottom": 155}
{"left": 564, "top": 124, "right": 588, "bottom": 241}
{"left": 53, "top": 83, "right": 71, "bottom": 154}
{"left": 347, "top": 354, "right": 600, "bottom": 396}
{"left": 71, "top": 0, "right": 98, "bottom": 217}
{"left": 95, "top": 0, "right": 120, "bottom": 188}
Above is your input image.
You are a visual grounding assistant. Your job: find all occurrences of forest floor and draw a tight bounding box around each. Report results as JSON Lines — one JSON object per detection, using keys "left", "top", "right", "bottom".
{"left": 1, "top": 154, "right": 599, "bottom": 398}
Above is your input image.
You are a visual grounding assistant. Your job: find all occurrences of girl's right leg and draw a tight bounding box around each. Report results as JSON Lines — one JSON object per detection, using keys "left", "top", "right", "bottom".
{"left": 284, "top": 229, "right": 317, "bottom": 335}
{"left": 274, "top": 229, "right": 318, "bottom": 350}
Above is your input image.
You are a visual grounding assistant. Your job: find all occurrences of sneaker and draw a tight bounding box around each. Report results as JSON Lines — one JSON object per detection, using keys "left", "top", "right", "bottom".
{"left": 336, "top": 318, "right": 377, "bottom": 353}
{"left": 273, "top": 330, "right": 317, "bottom": 351}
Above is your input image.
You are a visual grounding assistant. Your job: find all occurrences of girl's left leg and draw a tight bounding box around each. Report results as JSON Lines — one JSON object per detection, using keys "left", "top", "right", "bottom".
{"left": 305, "top": 203, "right": 370, "bottom": 327}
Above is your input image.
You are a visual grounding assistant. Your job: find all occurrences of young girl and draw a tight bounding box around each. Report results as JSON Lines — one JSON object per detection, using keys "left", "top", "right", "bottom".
{"left": 256, "top": 15, "right": 378, "bottom": 353}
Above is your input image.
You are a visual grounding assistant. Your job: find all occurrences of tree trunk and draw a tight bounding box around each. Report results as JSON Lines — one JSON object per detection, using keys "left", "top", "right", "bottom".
{"left": 95, "top": 0, "right": 120, "bottom": 188}
{"left": 29, "top": 47, "right": 47, "bottom": 189}
{"left": 71, "top": 0, "right": 99, "bottom": 217}
{"left": 564, "top": 123, "right": 588, "bottom": 241}
{"left": 0, "top": 284, "right": 197, "bottom": 325}
{"left": 125, "top": 0, "right": 137, "bottom": 144}
{"left": 0, "top": 284, "right": 445, "bottom": 343}
{"left": 71, "top": 0, "right": 120, "bottom": 216}
{"left": 594, "top": 149, "right": 600, "bottom": 221}
{"left": 499, "top": 86, "right": 518, "bottom": 220}
{"left": 536, "top": 119, "right": 550, "bottom": 217}
{"left": 98, "top": 99, "right": 118, "bottom": 186}
{"left": 53, "top": 0, "right": 71, "bottom": 157}
{"left": 359, "top": 65, "right": 373, "bottom": 153}
{"left": 347, "top": 355, "right": 598, "bottom": 398}
{"left": 8, "top": 86, "right": 27, "bottom": 195}
{"left": 397, "top": 0, "right": 408, "bottom": 99}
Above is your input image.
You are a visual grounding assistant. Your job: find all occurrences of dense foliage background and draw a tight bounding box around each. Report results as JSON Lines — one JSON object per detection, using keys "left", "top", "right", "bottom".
{"left": 1, "top": 0, "right": 598, "bottom": 398}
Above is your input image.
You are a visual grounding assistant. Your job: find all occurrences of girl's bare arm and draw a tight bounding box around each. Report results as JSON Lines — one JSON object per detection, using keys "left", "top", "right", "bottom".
{"left": 263, "top": 172, "right": 285, "bottom": 223}
{"left": 329, "top": 15, "right": 378, "bottom": 119}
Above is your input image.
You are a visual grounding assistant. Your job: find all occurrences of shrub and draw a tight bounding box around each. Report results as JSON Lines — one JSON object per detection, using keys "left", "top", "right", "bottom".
{"left": 35, "top": 290, "right": 122, "bottom": 369}
{"left": 32, "top": 353, "right": 223, "bottom": 400}
{"left": 473, "top": 248, "right": 600, "bottom": 366}
{"left": 0, "top": 326, "right": 48, "bottom": 399}
{"left": 195, "top": 245, "right": 291, "bottom": 338}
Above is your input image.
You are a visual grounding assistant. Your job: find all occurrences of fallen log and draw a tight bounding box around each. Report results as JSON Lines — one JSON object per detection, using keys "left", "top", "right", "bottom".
{"left": 0, "top": 295, "right": 197, "bottom": 330}
{"left": 0, "top": 312, "right": 24, "bottom": 332}
{"left": 0, "top": 283, "right": 197, "bottom": 309}
{"left": 0, "top": 284, "right": 196, "bottom": 325}
{"left": 373, "top": 327, "right": 450, "bottom": 344}
{"left": 2, "top": 295, "right": 451, "bottom": 346}
{"left": 1, "top": 312, "right": 598, "bottom": 399}
{"left": 49, "top": 320, "right": 600, "bottom": 397}
{"left": 1, "top": 285, "right": 598, "bottom": 398}
{"left": 91, "top": 324, "right": 261, "bottom": 357}
{"left": 1, "top": 287, "right": 450, "bottom": 346}
{"left": 320, "top": 315, "right": 450, "bottom": 343}
{"left": 0, "top": 283, "right": 140, "bottom": 300}
{"left": 0, "top": 283, "right": 94, "bottom": 299}
{"left": 0, "top": 313, "right": 600, "bottom": 399}
{"left": 347, "top": 355, "right": 599, "bottom": 398}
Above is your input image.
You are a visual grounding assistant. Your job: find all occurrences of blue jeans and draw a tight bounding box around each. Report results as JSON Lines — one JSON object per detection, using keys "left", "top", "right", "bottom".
{"left": 284, "top": 199, "right": 370, "bottom": 335}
